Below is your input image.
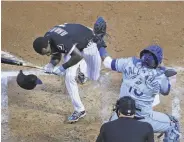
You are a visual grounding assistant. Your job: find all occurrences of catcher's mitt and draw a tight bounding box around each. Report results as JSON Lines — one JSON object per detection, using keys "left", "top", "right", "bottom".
{"left": 16, "top": 70, "right": 42, "bottom": 90}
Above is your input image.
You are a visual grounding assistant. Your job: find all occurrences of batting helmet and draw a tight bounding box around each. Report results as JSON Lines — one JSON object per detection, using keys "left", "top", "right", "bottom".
{"left": 16, "top": 70, "right": 42, "bottom": 90}
{"left": 140, "top": 45, "right": 163, "bottom": 68}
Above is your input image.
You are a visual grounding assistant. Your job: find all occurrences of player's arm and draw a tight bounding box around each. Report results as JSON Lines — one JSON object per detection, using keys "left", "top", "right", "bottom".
{"left": 52, "top": 47, "right": 83, "bottom": 76}
{"left": 43, "top": 53, "right": 62, "bottom": 73}
{"left": 98, "top": 46, "right": 131, "bottom": 73}
{"left": 50, "top": 53, "right": 62, "bottom": 66}
{"left": 62, "top": 47, "right": 83, "bottom": 69}
{"left": 159, "top": 75, "right": 171, "bottom": 96}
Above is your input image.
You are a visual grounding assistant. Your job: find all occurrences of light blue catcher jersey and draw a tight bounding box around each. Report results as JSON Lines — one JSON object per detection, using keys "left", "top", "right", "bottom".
{"left": 114, "top": 57, "right": 170, "bottom": 116}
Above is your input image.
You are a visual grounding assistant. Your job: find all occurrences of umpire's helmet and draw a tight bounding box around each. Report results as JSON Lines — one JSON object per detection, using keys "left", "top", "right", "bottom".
{"left": 140, "top": 45, "right": 163, "bottom": 68}
{"left": 16, "top": 70, "right": 42, "bottom": 90}
{"left": 115, "top": 96, "right": 136, "bottom": 116}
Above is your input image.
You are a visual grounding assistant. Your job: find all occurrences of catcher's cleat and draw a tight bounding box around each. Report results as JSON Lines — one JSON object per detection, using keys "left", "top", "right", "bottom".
{"left": 16, "top": 70, "right": 42, "bottom": 90}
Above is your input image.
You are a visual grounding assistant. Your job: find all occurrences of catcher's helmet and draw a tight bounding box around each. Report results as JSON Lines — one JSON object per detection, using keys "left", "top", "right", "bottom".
{"left": 140, "top": 45, "right": 163, "bottom": 68}
{"left": 16, "top": 70, "right": 42, "bottom": 90}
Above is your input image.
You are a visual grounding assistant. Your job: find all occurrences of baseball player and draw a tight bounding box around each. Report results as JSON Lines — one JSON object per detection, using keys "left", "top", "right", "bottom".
{"left": 98, "top": 45, "right": 180, "bottom": 142}
{"left": 33, "top": 17, "right": 107, "bottom": 122}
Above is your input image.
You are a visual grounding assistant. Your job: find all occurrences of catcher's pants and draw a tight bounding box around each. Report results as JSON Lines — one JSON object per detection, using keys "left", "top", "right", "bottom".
{"left": 64, "top": 56, "right": 87, "bottom": 112}
{"left": 139, "top": 111, "right": 180, "bottom": 142}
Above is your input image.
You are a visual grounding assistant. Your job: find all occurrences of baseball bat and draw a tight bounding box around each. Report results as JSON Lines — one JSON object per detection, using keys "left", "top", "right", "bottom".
{"left": 1, "top": 57, "right": 44, "bottom": 70}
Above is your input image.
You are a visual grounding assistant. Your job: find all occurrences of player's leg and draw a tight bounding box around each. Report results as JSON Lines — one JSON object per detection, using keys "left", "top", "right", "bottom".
{"left": 82, "top": 42, "right": 101, "bottom": 81}
{"left": 139, "top": 111, "right": 180, "bottom": 142}
{"left": 64, "top": 56, "right": 86, "bottom": 122}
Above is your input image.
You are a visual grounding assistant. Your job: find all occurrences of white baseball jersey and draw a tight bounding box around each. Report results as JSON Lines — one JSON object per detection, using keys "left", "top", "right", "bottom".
{"left": 113, "top": 57, "right": 170, "bottom": 116}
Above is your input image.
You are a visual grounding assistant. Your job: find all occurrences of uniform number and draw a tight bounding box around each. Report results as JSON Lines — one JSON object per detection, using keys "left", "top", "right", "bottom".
{"left": 129, "top": 86, "right": 143, "bottom": 96}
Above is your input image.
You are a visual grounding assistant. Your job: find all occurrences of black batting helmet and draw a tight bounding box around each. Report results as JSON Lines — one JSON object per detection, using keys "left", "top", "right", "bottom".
{"left": 16, "top": 70, "right": 42, "bottom": 90}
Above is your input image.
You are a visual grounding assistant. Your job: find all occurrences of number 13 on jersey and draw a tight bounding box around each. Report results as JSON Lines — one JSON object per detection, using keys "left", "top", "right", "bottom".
{"left": 129, "top": 86, "right": 144, "bottom": 96}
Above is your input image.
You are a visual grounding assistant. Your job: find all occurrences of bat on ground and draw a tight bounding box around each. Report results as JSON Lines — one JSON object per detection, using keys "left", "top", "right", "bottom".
{"left": 1, "top": 57, "right": 43, "bottom": 70}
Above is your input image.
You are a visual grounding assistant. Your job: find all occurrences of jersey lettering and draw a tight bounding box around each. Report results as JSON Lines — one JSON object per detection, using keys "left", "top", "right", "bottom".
{"left": 49, "top": 27, "right": 68, "bottom": 36}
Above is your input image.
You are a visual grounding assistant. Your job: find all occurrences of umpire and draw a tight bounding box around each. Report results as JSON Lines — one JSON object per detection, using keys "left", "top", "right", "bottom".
{"left": 96, "top": 96, "right": 154, "bottom": 142}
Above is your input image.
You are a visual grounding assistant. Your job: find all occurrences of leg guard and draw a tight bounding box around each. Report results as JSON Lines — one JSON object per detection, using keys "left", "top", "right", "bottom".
{"left": 163, "top": 114, "right": 181, "bottom": 142}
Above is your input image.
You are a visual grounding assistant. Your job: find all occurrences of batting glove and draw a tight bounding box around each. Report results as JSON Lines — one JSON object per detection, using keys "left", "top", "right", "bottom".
{"left": 52, "top": 65, "right": 65, "bottom": 76}
{"left": 44, "top": 63, "right": 54, "bottom": 74}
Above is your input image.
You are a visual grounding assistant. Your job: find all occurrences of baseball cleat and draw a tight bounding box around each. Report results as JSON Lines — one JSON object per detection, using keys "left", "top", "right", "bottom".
{"left": 68, "top": 111, "right": 86, "bottom": 123}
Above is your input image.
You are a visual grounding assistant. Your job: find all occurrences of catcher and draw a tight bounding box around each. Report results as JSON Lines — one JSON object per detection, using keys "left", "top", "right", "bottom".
{"left": 98, "top": 44, "right": 180, "bottom": 142}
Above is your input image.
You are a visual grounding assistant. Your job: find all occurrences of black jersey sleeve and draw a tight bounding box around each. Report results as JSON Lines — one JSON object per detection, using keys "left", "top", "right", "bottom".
{"left": 60, "top": 35, "right": 77, "bottom": 54}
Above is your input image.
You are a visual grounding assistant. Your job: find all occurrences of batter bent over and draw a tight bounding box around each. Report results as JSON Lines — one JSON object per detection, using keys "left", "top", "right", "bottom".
{"left": 33, "top": 17, "right": 107, "bottom": 122}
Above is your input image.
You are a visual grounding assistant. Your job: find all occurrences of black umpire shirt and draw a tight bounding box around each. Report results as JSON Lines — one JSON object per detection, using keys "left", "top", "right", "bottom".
{"left": 96, "top": 117, "right": 154, "bottom": 142}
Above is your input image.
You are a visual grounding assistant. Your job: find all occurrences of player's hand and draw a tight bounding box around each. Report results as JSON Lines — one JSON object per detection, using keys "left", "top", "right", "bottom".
{"left": 43, "top": 63, "right": 54, "bottom": 74}
{"left": 158, "top": 66, "right": 177, "bottom": 77}
{"left": 164, "top": 68, "right": 177, "bottom": 77}
{"left": 52, "top": 65, "right": 65, "bottom": 76}
{"left": 97, "top": 39, "right": 107, "bottom": 49}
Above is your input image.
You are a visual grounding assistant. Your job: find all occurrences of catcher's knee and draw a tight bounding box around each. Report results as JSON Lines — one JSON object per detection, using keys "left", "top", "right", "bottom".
{"left": 163, "top": 115, "right": 180, "bottom": 142}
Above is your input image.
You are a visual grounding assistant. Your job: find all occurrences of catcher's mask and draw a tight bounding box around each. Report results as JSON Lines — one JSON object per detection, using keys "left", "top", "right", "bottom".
{"left": 140, "top": 45, "right": 163, "bottom": 68}
{"left": 114, "top": 96, "right": 137, "bottom": 117}
{"left": 16, "top": 70, "right": 42, "bottom": 90}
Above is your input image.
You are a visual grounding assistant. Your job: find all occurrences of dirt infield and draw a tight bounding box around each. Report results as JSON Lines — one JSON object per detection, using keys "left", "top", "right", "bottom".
{"left": 1, "top": 2, "right": 184, "bottom": 142}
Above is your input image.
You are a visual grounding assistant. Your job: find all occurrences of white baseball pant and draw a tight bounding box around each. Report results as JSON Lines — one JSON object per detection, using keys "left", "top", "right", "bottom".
{"left": 64, "top": 55, "right": 87, "bottom": 112}
{"left": 65, "top": 41, "right": 101, "bottom": 112}
{"left": 82, "top": 41, "right": 101, "bottom": 81}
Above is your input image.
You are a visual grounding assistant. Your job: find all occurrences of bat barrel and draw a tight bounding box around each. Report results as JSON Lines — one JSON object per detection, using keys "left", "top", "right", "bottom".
{"left": 1, "top": 57, "right": 23, "bottom": 66}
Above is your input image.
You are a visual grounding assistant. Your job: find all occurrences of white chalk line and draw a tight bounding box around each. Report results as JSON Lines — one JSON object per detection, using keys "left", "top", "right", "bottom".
{"left": 170, "top": 66, "right": 184, "bottom": 120}
{"left": 1, "top": 51, "right": 51, "bottom": 141}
